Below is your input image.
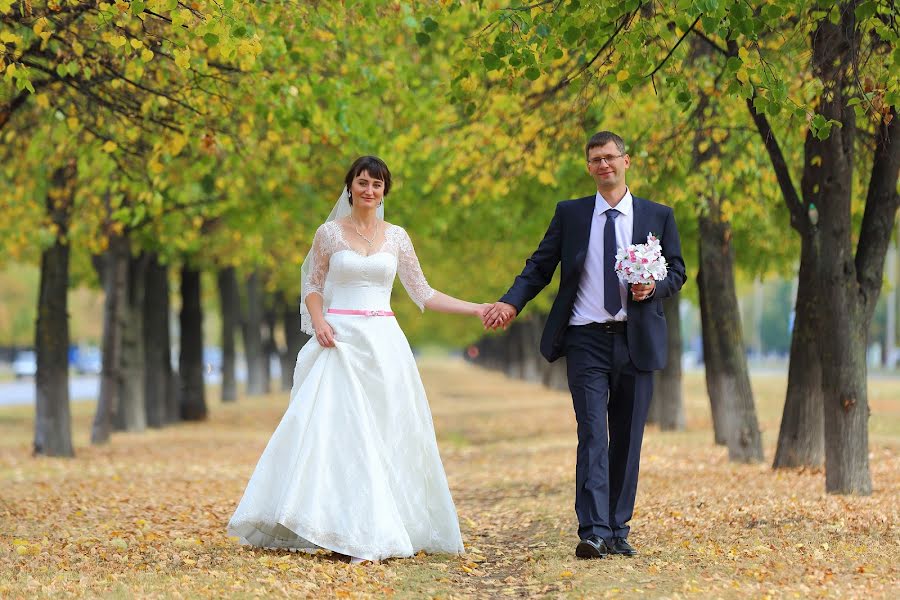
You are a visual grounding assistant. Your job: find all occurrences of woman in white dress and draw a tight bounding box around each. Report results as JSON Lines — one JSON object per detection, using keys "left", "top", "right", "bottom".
{"left": 228, "top": 156, "right": 484, "bottom": 563}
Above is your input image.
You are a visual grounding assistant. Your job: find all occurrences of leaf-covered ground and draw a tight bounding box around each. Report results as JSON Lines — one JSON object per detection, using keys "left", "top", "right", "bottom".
{"left": 1, "top": 358, "right": 898, "bottom": 599}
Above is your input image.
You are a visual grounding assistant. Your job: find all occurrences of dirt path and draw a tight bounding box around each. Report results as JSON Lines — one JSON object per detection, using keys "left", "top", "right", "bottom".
{"left": 1, "top": 357, "right": 897, "bottom": 598}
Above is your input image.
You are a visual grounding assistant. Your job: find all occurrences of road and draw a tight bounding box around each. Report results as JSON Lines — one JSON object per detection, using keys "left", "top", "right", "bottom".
{"left": 0, "top": 373, "right": 226, "bottom": 406}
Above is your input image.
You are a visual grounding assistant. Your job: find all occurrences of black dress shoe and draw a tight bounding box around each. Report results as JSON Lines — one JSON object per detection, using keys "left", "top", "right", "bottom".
{"left": 609, "top": 537, "right": 637, "bottom": 556}
{"left": 575, "top": 536, "right": 609, "bottom": 559}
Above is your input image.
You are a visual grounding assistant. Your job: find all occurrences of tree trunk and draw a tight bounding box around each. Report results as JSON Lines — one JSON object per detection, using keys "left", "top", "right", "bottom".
{"left": 144, "top": 254, "right": 173, "bottom": 427}
{"left": 281, "top": 295, "right": 307, "bottom": 391}
{"left": 650, "top": 293, "right": 684, "bottom": 430}
{"left": 242, "top": 271, "right": 267, "bottom": 395}
{"left": 885, "top": 240, "right": 897, "bottom": 368}
{"left": 217, "top": 267, "right": 240, "bottom": 403}
{"left": 33, "top": 162, "right": 75, "bottom": 457}
{"left": 773, "top": 238, "right": 824, "bottom": 468}
{"left": 697, "top": 266, "right": 727, "bottom": 445}
{"left": 91, "top": 233, "right": 129, "bottom": 445}
{"left": 114, "top": 253, "right": 149, "bottom": 432}
{"left": 179, "top": 266, "right": 207, "bottom": 421}
{"left": 698, "top": 209, "right": 763, "bottom": 463}
{"left": 262, "top": 303, "right": 278, "bottom": 394}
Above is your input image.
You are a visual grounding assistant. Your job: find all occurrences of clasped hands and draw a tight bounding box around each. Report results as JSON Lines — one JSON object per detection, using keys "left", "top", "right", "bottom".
{"left": 478, "top": 281, "right": 656, "bottom": 331}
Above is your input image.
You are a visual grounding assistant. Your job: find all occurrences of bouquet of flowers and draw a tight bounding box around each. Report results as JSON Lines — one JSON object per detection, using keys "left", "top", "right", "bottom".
{"left": 615, "top": 233, "right": 668, "bottom": 284}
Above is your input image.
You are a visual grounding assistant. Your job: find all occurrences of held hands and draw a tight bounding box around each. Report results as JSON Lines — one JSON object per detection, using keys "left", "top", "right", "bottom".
{"left": 631, "top": 280, "right": 656, "bottom": 302}
{"left": 481, "top": 301, "right": 517, "bottom": 330}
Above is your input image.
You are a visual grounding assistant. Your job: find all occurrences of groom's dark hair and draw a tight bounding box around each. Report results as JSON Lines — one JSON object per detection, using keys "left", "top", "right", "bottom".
{"left": 345, "top": 156, "right": 392, "bottom": 203}
{"left": 585, "top": 131, "right": 626, "bottom": 159}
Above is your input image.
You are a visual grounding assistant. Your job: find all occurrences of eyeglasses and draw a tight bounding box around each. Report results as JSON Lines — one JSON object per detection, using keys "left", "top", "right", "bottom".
{"left": 587, "top": 154, "right": 625, "bottom": 166}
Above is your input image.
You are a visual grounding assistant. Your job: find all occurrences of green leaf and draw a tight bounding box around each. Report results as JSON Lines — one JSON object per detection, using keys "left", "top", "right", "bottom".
{"left": 423, "top": 17, "right": 438, "bottom": 33}
{"left": 846, "top": 97, "right": 861, "bottom": 107}
{"left": 204, "top": 33, "right": 219, "bottom": 47}
{"left": 482, "top": 53, "right": 501, "bottom": 71}
{"left": 415, "top": 32, "right": 431, "bottom": 46}
{"left": 854, "top": 1, "right": 877, "bottom": 20}
{"left": 56, "top": 63, "right": 69, "bottom": 78}
{"left": 752, "top": 95, "right": 768, "bottom": 113}
{"left": 164, "top": 0, "right": 178, "bottom": 10}
{"left": 564, "top": 27, "right": 580, "bottom": 44}
{"left": 131, "top": 0, "right": 145, "bottom": 15}
{"left": 524, "top": 67, "right": 540, "bottom": 81}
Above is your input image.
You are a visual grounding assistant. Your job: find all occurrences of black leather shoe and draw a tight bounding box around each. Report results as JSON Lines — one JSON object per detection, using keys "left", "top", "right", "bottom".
{"left": 575, "top": 536, "right": 609, "bottom": 559}
{"left": 609, "top": 537, "right": 637, "bottom": 556}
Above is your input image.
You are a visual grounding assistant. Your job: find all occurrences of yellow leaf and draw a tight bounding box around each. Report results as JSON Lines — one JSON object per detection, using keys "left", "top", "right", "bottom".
{"left": 810, "top": 155, "right": 822, "bottom": 167}
{"left": 66, "top": 116, "right": 79, "bottom": 130}
{"left": 32, "top": 17, "right": 48, "bottom": 35}
{"left": 560, "top": 570, "right": 573, "bottom": 578}
{"left": 73, "top": 40, "right": 84, "bottom": 57}
{"left": 102, "top": 140, "right": 118, "bottom": 153}
{"left": 109, "top": 35, "right": 127, "bottom": 49}
{"left": 738, "top": 47, "right": 750, "bottom": 62}
{"left": 168, "top": 133, "right": 187, "bottom": 156}
{"left": 616, "top": 69, "right": 630, "bottom": 82}
{"left": 174, "top": 48, "right": 190, "bottom": 70}
{"left": 130, "top": 38, "right": 143, "bottom": 49}
{"left": 35, "top": 93, "right": 49, "bottom": 109}
{"left": 141, "top": 48, "right": 154, "bottom": 62}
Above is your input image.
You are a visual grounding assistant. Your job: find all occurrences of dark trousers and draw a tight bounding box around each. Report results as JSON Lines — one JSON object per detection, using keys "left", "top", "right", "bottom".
{"left": 565, "top": 324, "right": 653, "bottom": 541}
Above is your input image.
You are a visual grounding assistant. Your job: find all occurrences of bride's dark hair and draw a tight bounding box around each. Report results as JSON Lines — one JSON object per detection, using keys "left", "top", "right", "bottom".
{"left": 344, "top": 156, "right": 392, "bottom": 204}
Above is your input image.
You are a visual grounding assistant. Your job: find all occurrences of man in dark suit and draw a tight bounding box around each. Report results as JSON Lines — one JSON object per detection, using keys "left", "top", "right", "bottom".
{"left": 483, "top": 131, "right": 686, "bottom": 559}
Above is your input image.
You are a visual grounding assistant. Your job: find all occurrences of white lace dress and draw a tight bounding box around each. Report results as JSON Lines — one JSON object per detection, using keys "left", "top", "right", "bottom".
{"left": 227, "top": 221, "right": 464, "bottom": 561}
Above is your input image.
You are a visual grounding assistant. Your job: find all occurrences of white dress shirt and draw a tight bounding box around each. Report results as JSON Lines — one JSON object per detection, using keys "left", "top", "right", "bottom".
{"left": 569, "top": 189, "right": 634, "bottom": 325}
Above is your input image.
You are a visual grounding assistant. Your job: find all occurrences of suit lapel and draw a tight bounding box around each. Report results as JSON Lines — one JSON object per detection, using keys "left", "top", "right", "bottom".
{"left": 573, "top": 195, "right": 595, "bottom": 270}
{"left": 631, "top": 196, "right": 646, "bottom": 245}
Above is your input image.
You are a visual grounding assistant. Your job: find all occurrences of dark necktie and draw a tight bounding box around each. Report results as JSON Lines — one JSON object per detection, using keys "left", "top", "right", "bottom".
{"left": 604, "top": 209, "right": 621, "bottom": 316}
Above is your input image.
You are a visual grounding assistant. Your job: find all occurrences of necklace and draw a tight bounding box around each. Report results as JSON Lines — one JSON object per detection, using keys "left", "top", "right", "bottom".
{"left": 351, "top": 219, "right": 379, "bottom": 247}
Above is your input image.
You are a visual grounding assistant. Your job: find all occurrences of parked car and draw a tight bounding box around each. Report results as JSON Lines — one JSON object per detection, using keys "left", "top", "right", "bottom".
{"left": 12, "top": 350, "right": 37, "bottom": 379}
{"left": 73, "top": 346, "right": 102, "bottom": 375}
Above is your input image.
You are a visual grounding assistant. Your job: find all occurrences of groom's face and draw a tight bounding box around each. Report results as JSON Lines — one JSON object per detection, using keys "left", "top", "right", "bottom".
{"left": 587, "top": 142, "right": 630, "bottom": 191}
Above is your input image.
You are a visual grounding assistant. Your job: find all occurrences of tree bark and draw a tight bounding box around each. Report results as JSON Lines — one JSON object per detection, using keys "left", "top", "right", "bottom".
{"left": 242, "top": 271, "right": 268, "bottom": 396}
{"left": 698, "top": 209, "right": 763, "bottom": 463}
{"left": 281, "top": 295, "right": 307, "bottom": 391}
{"left": 262, "top": 303, "right": 278, "bottom": 394}
{"left": 91, "top": 232, "right": 129, "bottom": 445}
{"left": 649, "top": 293, "right": 684, "bottom": 431}
{"left": 773, "top": 239, "right": 824, "bottom": 468}
{"left": 217, "top": 267, "right": 240, "bottom": 403}
{"left": 179, "top": 266, "right": 207, "bottom": 421}
{"left": 144, "top": 254, "right": 173, "bottom": 427}
{"left": 114, "top": 253, "right": 149, "bottom": 432}
{"left": 33, "top": 162, "right": 76, "bottom": 457}
{"left": 697, "top": 266, "right": 727, "bottom": 446}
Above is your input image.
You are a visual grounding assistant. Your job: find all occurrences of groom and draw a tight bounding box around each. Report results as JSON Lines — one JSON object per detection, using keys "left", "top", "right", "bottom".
{"left": 484, "top": 131, "right": 685, "bottom": 559}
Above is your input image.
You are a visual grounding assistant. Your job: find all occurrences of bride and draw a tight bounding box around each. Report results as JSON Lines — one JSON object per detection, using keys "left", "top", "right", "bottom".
{"left": 227, "top": 156, "right": 485, "bottom": 563}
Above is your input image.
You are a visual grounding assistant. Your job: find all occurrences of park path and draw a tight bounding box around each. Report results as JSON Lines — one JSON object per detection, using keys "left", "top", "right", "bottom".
{"left": 1, "top": 357, "right": 898, "bottom": 598}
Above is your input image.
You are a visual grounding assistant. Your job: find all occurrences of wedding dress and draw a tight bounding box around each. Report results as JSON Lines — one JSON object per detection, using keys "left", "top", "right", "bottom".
{"left": 227, "top": 220, "right": 464, "bottom": 561}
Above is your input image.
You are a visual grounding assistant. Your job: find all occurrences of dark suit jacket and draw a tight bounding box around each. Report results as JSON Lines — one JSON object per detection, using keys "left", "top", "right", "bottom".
{"left": 499, "top": 195, "right": 686, "bottom": 370}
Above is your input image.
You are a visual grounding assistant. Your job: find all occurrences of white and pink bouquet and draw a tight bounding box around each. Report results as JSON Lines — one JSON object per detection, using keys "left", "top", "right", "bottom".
{"left": 615, "top": 233, "right": 668, "bottom": 284}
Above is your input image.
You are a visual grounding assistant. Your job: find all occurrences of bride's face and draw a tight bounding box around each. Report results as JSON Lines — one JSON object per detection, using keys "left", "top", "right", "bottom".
{"left": 350, "top": 171, "right": 385, "bottom": 209}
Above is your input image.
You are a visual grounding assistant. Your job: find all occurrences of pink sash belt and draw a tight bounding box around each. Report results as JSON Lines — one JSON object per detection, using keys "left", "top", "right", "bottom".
{"left": 327, "top": 308, "right": 395, "bottom": 317}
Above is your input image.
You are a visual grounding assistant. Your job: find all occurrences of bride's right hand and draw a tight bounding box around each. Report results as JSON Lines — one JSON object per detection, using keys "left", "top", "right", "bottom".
{"left": 313, "top": 320, "right": 336, "bottom": 347}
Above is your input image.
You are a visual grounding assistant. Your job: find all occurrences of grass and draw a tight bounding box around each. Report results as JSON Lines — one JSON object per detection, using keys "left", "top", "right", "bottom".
{"left": 1, "top": 358, "right": 897, "bottom": 599}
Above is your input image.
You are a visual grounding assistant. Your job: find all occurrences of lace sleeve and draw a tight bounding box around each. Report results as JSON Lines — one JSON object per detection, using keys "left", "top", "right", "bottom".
{"left": 302, "top": 223, "right": 332, "bottom": 303}
{"left": 299, "top": 223, "right": 335, "bottom": 334}
{"left": 396, "top": 227, "right": 436, "bottom": 311}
